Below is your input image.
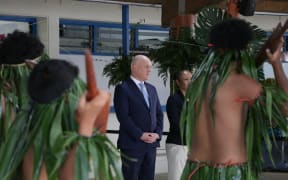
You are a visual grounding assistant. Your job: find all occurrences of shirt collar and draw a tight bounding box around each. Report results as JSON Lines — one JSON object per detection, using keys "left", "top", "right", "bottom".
{"left": 130, "top": 76, "right": 144, "bottom": 86}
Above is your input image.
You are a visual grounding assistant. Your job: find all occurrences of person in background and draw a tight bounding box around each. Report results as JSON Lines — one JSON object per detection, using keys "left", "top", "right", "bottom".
{"left": 114, "top": 55, "right": 163, "bottom": 180}
{"left": 166, "top": 70, "right": 192, "bottom": 180}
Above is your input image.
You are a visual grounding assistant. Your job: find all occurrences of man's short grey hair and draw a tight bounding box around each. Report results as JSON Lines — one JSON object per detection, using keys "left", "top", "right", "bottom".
{"left": 131, "top": 55, "right": 150, "bottom": 65}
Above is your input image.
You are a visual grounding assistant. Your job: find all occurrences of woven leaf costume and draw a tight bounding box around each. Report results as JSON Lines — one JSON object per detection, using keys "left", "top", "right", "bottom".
{"left": 180, "top": 9, "right": 288, "bottom": 180}
{"left": 0, "top": 31, "right": 46, "bottom": 178}
{"left": 1, "top": 61, "right": 122, "bottom": 179}
{"left": 0, "top": 58, "right": 48, "bottom": 179}
{"left": 25, "top": 60, "right": 123, "bottom": 180}
{"left": 0, "top": 31, "right": 46, "bottom": 143}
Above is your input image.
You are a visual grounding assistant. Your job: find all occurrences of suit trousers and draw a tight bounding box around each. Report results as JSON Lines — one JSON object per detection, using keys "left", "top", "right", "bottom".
{"left": 166, "top": 143, "right": 188, "bottom": 180}
{"left": 121, "top": 147, "right": 157, "bottom": 180}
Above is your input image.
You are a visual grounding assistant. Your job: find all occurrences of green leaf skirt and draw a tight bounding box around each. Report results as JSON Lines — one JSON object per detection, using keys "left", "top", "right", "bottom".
{"left": 181, "top": 160, "right": 258, "bottom": 180}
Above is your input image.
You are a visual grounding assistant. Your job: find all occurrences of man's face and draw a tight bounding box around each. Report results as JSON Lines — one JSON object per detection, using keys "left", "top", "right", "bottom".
{"left": 132, "top": 58, "right": 152, "bottom": 81}
{"left": 176, "top": 71, "right": 192, "bottom": 92}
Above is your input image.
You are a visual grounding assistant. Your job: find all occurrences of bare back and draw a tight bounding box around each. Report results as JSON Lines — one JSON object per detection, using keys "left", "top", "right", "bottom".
{"left": 189, "top": 71, "right": 262, "bottom": 164}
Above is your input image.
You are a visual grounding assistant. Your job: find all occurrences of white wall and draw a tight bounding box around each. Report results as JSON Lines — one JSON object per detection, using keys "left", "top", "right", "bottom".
{"left": 244, "top": 14, "right": 288, "bottom": 31}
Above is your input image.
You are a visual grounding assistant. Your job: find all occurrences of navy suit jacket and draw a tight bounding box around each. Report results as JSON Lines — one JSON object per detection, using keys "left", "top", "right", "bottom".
{"left": 114, "top": 78, "right": 163, "bottom": 150}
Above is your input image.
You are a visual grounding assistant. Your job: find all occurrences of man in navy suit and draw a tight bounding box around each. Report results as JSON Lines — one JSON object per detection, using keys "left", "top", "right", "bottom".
{"left": 114, "top": 55, "right": 163, "bottom": 180}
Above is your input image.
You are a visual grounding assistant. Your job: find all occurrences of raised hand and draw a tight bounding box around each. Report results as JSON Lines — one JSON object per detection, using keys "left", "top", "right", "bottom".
{"left": 256, "top": 19, "right": 288, "bottom": 67}
{"left": 266, "top": 37, "right": 285, "bottom": 65}
{"left": 85, "top": 49, "right": 111, "bottom": 133}
{"left": 76, "top": 91, "right": 111, "bottom": 137}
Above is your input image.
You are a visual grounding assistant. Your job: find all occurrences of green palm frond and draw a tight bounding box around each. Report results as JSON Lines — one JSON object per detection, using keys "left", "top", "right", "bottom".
{"left": 0, "top": 64, "right": 31, "bottom": 109}
{"left": 70, "top": 132, "right": 123, "bottom": 180}
{"left": 194, "top": 7, "right": 267, "bottom": 59}
{"left": 103, "top": 55, "right": 131, "bottom": 87}
{"left": 194, "top": 7, "right": 228, "bottom": 46}
{"left": 248, "top": 24, "right": 268, "bottom": 61}
{"left": 246, "top": 84, "right": 288, "bottom": 173}
{"left": 0, "top": 106, "right": 32, "bottom": 179}
{"left": 150, "top": 38, "right": 203, "bottom": 86}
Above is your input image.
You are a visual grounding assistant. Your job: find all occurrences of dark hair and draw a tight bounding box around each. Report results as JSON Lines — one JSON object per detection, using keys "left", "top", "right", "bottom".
{"left": 173, "top": 70, "right": 190, "bottom": 81}
{"left": 28, "top": 59, "right": 79, "bottom": 104}
{"left": 0, "top": 30, "right": 44, "bottom": 64}
{"left": 209, "top": 19, "right": 254, "bottom": 50}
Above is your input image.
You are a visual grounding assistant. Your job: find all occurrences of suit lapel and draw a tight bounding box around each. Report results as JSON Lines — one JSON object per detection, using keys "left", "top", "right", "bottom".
{"left": 127, "top": 78, "right": 149, "bottom": 108}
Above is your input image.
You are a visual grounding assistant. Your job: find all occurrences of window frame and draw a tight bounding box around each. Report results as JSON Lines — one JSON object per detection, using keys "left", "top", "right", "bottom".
{"left": 0, "top": 15, "right": 37, "bottom": 35}
{"left": 60, "top": 19, "right": 123, "bottom": 56}
{"left": 59, "top": 19, "right": 169, "bottom": 56}
{"left": 132, "top": 24, "right": 169, "bottom": 50}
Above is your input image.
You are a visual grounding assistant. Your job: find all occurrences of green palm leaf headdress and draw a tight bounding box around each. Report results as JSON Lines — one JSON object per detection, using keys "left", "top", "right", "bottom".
{"left": 181, "top": 17, "right": 288, "bottom": 177}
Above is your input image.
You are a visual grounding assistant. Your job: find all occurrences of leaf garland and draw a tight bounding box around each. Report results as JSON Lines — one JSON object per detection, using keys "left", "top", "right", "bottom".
{"left": 0, "top": 106, "right": 32, "bottom": 179}
{"left": 71, "top": 132, "right": 123, "bottom": 180}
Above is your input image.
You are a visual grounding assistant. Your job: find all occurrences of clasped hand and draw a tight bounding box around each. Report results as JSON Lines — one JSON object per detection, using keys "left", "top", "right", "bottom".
{"left": 140, "top": 132, "right": 159, "bottom": 143}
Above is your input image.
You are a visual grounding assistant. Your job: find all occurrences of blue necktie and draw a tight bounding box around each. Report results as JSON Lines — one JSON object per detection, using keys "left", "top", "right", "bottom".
{"left": 139, "top": 83, "right": 149, "bottom": 107}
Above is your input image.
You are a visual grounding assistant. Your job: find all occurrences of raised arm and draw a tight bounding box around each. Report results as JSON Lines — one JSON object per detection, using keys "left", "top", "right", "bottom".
{"left": 266, "top": 38, "right": 288, "bottom": 115}
{"left": 255, "top": 19, "right": 288, "bottom": 67}
{"left": 266, "top": 38, "right": 288, "bottom": 93}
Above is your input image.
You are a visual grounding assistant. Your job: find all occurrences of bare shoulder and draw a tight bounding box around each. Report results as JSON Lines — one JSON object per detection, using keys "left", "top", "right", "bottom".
{"left": 228, "top": 73, "right": 262, "bottom": 99}
{"left": 235, "top": 73, "right": 261, "bottom": 87}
